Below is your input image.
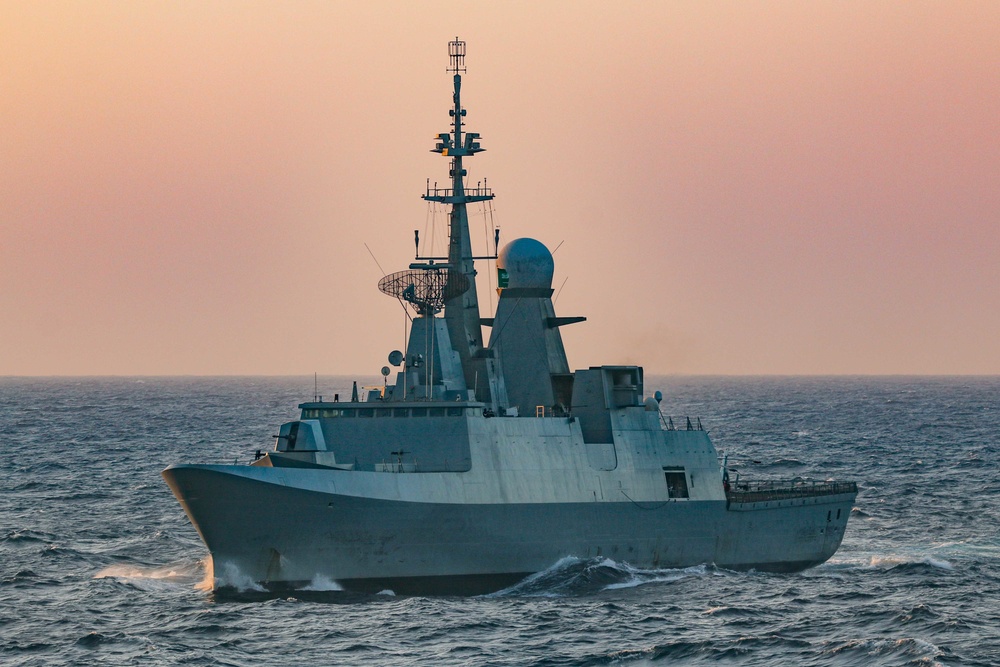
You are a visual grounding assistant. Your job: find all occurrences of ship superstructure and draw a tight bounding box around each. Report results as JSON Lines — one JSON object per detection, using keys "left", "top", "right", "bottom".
{"left": 163, "top": 40, "right": 857, "bottom": 595}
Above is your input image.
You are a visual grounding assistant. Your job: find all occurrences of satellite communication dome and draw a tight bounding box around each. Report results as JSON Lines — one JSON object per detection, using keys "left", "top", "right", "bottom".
{"left": 497, "top": 238, "right": 554, "bottom": 289}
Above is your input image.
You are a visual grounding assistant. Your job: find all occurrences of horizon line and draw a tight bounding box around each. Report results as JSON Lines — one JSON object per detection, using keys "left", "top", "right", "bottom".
{"left": 3, "top": 373, "right": 999, "bottom": 379}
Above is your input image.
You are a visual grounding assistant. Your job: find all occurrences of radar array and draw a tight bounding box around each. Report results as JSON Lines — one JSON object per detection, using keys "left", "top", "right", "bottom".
{"left": 378, "top": 269, "right": 470, "bottom": 315}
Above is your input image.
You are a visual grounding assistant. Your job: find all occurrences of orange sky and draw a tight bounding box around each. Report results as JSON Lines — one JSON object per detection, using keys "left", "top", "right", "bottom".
{"left": 2, "top": 1, "right": 998, "bottom": 375}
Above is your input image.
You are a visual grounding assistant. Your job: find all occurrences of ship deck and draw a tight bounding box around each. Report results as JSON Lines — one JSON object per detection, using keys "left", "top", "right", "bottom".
{"left": 726, "top": 480, "right": 859, "bottom": 504}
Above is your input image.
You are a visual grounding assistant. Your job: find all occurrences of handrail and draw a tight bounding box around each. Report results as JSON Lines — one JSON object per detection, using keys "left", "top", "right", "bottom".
{"left": 726, "top": 480, "right": 857, "bottom": 503}
{"left": 664, "top": 416, "right": 704, "bottom": 431}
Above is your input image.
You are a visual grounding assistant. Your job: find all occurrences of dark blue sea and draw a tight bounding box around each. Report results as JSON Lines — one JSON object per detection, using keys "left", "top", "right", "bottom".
{"left": 2, "top": 376, "right": 998, "bottom": 666}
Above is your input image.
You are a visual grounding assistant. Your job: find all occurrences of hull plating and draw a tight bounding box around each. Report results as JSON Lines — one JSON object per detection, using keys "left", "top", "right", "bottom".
{"left": 163, "top": 464, "right": 854, "bottom": 595}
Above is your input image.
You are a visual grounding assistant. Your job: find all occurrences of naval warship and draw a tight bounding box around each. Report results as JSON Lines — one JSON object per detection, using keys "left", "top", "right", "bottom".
{"left": 163, "top": 40, "right": 858, "bottom": 595}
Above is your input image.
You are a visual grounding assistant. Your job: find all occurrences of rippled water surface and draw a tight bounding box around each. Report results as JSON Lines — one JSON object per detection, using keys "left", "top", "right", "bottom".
{"left": 2, "top": 376, "right": 998, "bottom": 666}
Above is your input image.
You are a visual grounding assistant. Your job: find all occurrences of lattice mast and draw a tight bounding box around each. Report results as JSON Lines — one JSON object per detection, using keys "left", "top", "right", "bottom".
{"left": 422, "top": 39, "right": 499, "bottom": 405}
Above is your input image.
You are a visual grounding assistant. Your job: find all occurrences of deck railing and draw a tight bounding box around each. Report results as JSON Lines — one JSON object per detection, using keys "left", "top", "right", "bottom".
{"left": 725, "top": 480, "right": 858, "bottom": 504}
{"left": 664, "top": 416, "right": 704, "bottom": 431}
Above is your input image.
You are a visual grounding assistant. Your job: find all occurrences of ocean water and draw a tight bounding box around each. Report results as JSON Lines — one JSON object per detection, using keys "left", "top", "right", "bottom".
{"left": 1, "top": 375, "right": 998, "bottom": 666}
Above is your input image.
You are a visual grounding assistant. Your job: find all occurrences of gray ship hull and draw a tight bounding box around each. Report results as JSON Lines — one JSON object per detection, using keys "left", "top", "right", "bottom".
{"left": 163, "top": 463, "right": 854, "bottom": 595}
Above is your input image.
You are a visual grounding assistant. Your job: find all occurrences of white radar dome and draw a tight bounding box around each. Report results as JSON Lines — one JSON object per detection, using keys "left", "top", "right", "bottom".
{"left": 497, "top": 238, "right": 554, "bottom": 289}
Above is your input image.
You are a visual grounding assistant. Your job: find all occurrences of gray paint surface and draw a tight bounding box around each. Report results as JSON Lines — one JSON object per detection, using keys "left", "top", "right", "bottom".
{"left": 163, "top": 460, "right": 853, "bottom": 592}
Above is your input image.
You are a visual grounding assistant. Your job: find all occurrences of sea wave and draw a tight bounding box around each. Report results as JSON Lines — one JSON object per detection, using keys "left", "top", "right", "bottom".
{"left": 4, "top": 376, "right": 1000, "bottom": 666}
{"left": 488, "top": 557, "right": 713, "bottom": 598}
{"left": 93, "top": 559, "right": 205, "bottom": 591}
{"left": 868, "top": 555, "right": 955, "bottom": 571}
{"left": 824, "top": 636, "right": 946, "bottom": 665}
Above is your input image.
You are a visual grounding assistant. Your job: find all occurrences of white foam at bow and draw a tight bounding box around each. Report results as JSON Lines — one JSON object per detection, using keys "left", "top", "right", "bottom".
{"left": 302, "top": 574, "right": 344, "bottom": 591}
{"left": 212, "top": 560, "right": 266, "bottom": 592}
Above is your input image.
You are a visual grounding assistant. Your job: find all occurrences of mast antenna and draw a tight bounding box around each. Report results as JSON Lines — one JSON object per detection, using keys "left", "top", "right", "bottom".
{"left": 448, "top": 38, "right": 466, "bottom": 73}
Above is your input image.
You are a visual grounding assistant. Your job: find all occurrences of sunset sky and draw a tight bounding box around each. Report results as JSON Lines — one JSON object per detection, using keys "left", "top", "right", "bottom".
{"left": 3, "top": 2, "right": 998, "bottom": 375}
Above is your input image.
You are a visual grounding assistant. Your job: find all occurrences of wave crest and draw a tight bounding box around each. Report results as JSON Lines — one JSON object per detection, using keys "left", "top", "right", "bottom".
{"left": 93, "top": 559, "right": 205, "bottom": 591}
{"left": 488, "top": 556, "right": 711, "bottom": 597}
{"left": 869, "top": 555, "right": 954, "bottom": 571}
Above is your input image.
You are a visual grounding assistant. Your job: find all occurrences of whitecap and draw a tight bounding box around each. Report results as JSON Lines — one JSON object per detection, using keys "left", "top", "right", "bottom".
{"left": 865, "top": 553, "right": 955, "bottom": 571}
{"left": 827, "top": 636, "right": 944, "bottom": 663}
{"left": 921, "top": 557, "right": 954, "bottom": 571}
